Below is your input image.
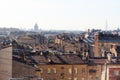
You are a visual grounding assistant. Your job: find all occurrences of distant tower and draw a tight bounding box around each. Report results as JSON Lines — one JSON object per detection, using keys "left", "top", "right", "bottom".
{"left": 105, "top": 19, "right": 108, "bottom": 31}
{"left": 34, "top": 23, "right": 39, "bottom": 32}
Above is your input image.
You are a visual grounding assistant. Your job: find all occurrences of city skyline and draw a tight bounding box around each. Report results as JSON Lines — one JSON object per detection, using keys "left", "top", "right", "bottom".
{"left": 0, "top": 0, "right": 120, "bottom": 31}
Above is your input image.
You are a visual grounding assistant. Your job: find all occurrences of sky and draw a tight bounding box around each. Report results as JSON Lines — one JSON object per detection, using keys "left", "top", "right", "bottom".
{"left": 0, "top": 0, "right": 120, "bottom": 31}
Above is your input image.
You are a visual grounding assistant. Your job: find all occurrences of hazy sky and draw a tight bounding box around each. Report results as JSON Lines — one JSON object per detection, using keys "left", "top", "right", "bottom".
{"left": 0, "top": 0, "right": 120, "bottom": 31}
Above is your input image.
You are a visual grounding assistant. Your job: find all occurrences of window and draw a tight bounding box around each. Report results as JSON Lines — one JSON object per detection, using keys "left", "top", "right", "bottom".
{"left": 46, "top": 78, "right": 51, "bottom": 80}
{"left": 53, "top": 78, "right": 57, "bottom": 80}
{"left": 80, "top": 47, "right": 83, "bottom": 51}
{"left": 96, "top": 77, "right": 99, "bottom": 80}
{"left": 74, "top": 77, "right": 77, "bottom": 80}
{"left": 52, "top": 68, "right": 56, "bottom": 73}
{"left": 69, "top": 68, "right": 72, "bottom": 74}
{"left": 82, "top": 68, "right": 85, "bottom": 73}
{"left": 40, "top": 68, "right": 43, "bottom": 73}
{"left": 74, "top": 68, "right": 77, "bottom": 74}
{"left": 60, "top": 73, "right": 64, "bottom": 79}
{"left": 68, "top": 78, "right": 72, "bottom": 80}
{"left": 37, "top": 78, "right": 43, "bottom": 80}
{"left": 9, "top": 78, "right": 23, "bottom": 80}
{"left": 89, "top": 69, "right": 96, "bottom": 73}
{"left": 114, "top": 70, "right": 119, "bottom": 76}
{"left": 61, "top": 66, "right": 64, "bottom": 69}
{"left": 90, "top": 77, "right": 93, "bottom": 80}
{"left": 47, "top": 68, "right": 51, "bottom": 74}
{"left": 82, "top": 78, "right": 85, "bottom": 80}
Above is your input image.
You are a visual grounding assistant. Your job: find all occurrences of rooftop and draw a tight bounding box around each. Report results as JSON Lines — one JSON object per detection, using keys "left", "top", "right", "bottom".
{"left": 99, "top": 33, "right": 120, "bottom": 42}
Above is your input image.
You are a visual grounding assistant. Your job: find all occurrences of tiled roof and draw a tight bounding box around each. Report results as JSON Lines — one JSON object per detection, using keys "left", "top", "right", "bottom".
{"left": 82, "top": 38, "right": 94, "bottom": 44}
{"left": 32, "top": 54, "right": 114, "bottom": 65}
{"left": 47, "top": 55, "right": 63, "bottom": 64}
{"left": 81, "top": 33, "right": 120, "bottom": 43}
{"left": 57, "top": 54, "right": 84, "bottom": 64}
{"left": 33, "top": 55, "right": 48, "bottom": 64}
{"left": 14, "top": 53, "right": 120, "bottom": 65}
{"left": 99, "top": 34, "right": 120, "bottom": 42}
{"left": 17, "top": 36, "right": 34, "bottom": 41}
{"left": 32, "top": 54, "right": 84, "bottom": 64}
{"left": 56, "top": 33, "right": 79, "bottom": 44}
{"left": 90, "top": 58, "right": 107, "bottom": 64}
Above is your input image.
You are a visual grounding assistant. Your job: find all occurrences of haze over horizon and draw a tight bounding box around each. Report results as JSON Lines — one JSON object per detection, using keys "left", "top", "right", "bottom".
{"left": 0, "top": 0, "right": 120, "bottom": 31}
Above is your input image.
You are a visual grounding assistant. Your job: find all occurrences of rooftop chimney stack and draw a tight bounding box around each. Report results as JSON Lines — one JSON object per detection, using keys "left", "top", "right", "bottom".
{"left": 107, "top": 53, "right": 112, "bottom": 62}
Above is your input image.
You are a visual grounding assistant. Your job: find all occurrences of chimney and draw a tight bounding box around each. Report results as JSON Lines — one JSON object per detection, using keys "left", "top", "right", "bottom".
{"left": 93, "top": 33, "right": 99, "bottom": 57}
{"left": 48, "top": 58, "right": 51, "bottom": 62}
{"left": 23, "top": 53, "right": 27, "bottom": 61}
{"left": 107, "top": 53, "right": 112, "bottom": 62}
{"left": 82, "top": 52, "right": 88, "bottom": 61}
{"left": 110, "top": 44, "right": 117, "bottom": 57}
{"left": 40, "top": 52, "right": 43, "bottom": 55}
{"left": 94, "top": 33, "right": 98, "bottom": 41}
{"left": 88, "top": 29, "right": 90, "bottom": 33}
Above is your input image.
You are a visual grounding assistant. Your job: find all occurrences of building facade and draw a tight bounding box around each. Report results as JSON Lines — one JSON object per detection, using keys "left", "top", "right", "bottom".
{"left": 34, "top": 54, "right": 110, "bottom": 80}
{"left": 0, "top": 47, "right": 12, "bottom": 80}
